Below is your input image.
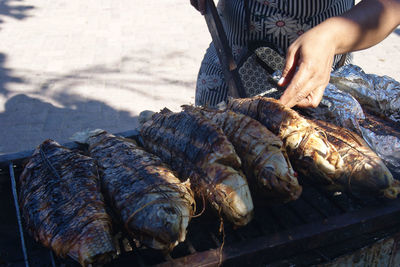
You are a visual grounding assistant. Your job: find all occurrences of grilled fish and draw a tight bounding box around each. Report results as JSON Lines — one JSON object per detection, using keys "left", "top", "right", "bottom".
{"left": 298, "top": 84, "right": 400, "bottom": 179}
{"left": 139, "top": 108, "right": 254, "bottom": 226}
{"left": 182, "top": 105, "right": 302, "bottom": 203}
{"left": 313, "top": 120, "right": 400, "bottom": 198}
{"left": 228, "top": 96, "right": 344, "bottom": 187}
{"left": 73, "top": 129, "right": 195, "bottom": 251}
{"left": 19, "top": 140, "right": 115, "bottom": 266}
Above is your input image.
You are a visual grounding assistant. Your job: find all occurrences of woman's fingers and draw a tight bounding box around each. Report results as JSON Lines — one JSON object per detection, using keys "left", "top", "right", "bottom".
{"left": 278, "top": 45, "right": 299, "bottom": 87}
{"left": 279, "top": 56, "right": 331, "bottom": 109}
{"left": 277, "top": 22, "right": 337, "bottom": 108}
{"left": 295, "top": 85, "right": 326, "bottom": 108}
{"left": 279, "top": 62, "right": 315, "bottom": 108}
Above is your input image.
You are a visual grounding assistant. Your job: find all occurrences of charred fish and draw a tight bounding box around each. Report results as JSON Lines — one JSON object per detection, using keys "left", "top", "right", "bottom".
{"left": 19, "top": 140, "right": 116, "bottom": 266}
{"left": 139, "top": 108, "right": 254, "bottom": 226}
{"left": 73, "top": 130, "right": 195, "bottom": 251}
{"left": 182, "top": 105, "right": 302, "bottom": 203}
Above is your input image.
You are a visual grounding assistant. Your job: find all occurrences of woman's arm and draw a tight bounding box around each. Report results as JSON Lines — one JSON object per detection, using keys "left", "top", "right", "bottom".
{"left": 279, "top": 0, "right": 400, "bottom": 108}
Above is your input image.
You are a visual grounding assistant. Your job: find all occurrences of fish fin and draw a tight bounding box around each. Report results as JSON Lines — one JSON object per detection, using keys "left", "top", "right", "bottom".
{"left": 70, "top": 129, "right": 105, "bottom": 144}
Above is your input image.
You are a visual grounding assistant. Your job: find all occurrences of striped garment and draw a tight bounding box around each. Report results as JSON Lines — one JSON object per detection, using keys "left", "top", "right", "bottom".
{"left": 195, "top": 0, "right": 354, "bottom": 107}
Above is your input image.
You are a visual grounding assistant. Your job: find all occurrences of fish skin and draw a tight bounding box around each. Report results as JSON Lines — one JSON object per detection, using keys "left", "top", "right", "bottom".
{"left": 19, "top": 140, "right": 115, "bottom": 266}
{"left": 313, "top": 120, "right": 400, "bottom": 198}
{"left": 182, "top": 105, "right": 302, "bottom": 203}
{"left": 140, "top": 109, "right": 254, "bottom": 226}
{"left": 228, "top": 96, "right": 345, "bottom": 187}
{"left": 81, "top": 130, "right": 195, "bottom": 251}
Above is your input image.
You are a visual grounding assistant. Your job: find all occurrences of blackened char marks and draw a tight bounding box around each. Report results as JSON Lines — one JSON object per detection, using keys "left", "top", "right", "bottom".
{"left": 140, "top": 110, "right": 254, "bottom": 226}
{"left": 18, "top": 140, "right": 115, "bottom": 266}
{"left": 84, "top": 130, "right": 195, "bottom": 250}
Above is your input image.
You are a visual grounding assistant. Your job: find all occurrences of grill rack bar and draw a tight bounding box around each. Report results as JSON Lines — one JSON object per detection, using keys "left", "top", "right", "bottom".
{"left": 9, "top": 162, "right": 30, "bottom": 267}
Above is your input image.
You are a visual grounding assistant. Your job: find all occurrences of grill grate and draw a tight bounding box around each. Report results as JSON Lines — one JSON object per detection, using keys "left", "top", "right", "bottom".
{"left": 1, "top": 132, "right": 400, "bottom": 266}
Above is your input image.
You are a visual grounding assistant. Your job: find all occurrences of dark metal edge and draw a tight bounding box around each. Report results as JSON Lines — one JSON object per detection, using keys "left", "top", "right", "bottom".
{"left": 9, "top": 163, "right": 30, "bottom": 267}
{"left": 156, "top": 199, "right": 400, "bottom": 267}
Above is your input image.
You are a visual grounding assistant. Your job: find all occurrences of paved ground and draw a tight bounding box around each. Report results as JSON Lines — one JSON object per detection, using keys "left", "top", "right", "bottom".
{"left": 0, "top": 0, "right": 399, "bottom": 155}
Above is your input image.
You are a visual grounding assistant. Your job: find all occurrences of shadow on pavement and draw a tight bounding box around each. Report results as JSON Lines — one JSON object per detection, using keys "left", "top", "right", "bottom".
{"left": 0, "top": 94, "right": 139, "bottom": 155}
{"left": 0, "top": 0, "right": 34, "bottom": 28}
{"left": 0, "top": 53, "right": 24, "bottom": 96}
{"left": 0, "top": 45, "right": 196, "bottom": 154}
{"left": 34, "top": 49, "right": 196, "bottom": 103}
{"left": 0, "top": 0, "right": 33, "bottom": 96}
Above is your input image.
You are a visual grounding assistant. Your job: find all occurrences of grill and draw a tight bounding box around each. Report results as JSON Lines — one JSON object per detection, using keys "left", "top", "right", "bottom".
{"left": 1, "top": 130, "right": 400, "bottom": 267}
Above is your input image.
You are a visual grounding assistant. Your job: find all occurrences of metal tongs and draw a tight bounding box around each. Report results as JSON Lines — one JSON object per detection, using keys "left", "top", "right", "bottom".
{"left": 203, "top": 0, "right": 246, "bottom": 99}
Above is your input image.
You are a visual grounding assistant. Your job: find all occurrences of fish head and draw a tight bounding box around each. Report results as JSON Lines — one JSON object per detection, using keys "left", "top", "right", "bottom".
{"left": 127, "top": 195, "right": 193, "bottom": 251}
{"left": 207, "top": 165, "right": 254, "bottom": 227}
{"left": 256, "top": 152, "right": 302, "bottom": 203}
{"left": 338, "top": 158, "right": 395, "bottom": 198}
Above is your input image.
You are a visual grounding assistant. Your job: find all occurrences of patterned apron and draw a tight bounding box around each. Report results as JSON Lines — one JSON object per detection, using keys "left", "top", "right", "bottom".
{"left": 195, "top": 0, "right": 354, "bottom": 107}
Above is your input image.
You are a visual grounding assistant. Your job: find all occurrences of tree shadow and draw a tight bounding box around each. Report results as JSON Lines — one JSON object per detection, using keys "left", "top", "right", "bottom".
{"left": 31, "top": 48, "right": 197, "bottom": 103}
{"left": 0, "top": 94, "right": 139, "bottom": 154}
{"left": 0, "top": 53, "right": 24, "bottom": 96}
{"left": 0, "top": 0, "right": 34, "bottom": 28}
{"left": 0, "top": 48, "right": 198, "bottom": 154}
{"left": 0, "top": 0, "right": 34, "bottom": 94}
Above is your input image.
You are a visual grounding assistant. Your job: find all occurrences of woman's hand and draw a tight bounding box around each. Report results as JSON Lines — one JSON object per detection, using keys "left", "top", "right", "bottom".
{"left": 278, "top": 0, "right": 400, "bottom": 108}
{"left": 190, "top": 0, "right": 206, "bottom": 14}
{"left": 278, "top": 25, "right": 336, "bottom": 108}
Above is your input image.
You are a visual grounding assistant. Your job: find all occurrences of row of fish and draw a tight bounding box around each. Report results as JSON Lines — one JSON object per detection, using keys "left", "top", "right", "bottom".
{"left": 19, "top": 133, "right": 195, "bottom": 266}
{"left": 268, "top": 64, "right": 400, "bottom": 178}
{"left": 139, "top": 107, "right": 254, "bottom": 226}
{"left": 228, "top": 97, "right": 399, "bottom": 198}
{"left": 19, "top": 96, "right": 399, "bottom": 266}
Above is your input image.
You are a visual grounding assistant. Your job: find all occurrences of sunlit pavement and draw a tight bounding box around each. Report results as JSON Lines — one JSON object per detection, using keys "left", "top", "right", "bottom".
{"left": 0, "top": 0, "right": 398, "bottom": 155}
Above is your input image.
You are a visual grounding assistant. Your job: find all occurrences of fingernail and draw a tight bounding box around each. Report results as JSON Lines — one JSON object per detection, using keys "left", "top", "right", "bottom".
{"left": 278, "top": 77, "right": 285, "bottom": 85}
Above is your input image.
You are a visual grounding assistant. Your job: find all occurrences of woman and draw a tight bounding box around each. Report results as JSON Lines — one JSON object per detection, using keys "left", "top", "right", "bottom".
{"left": 191, "top": 0, "right": 400, "bottom": 108}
